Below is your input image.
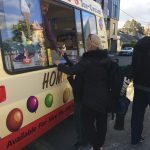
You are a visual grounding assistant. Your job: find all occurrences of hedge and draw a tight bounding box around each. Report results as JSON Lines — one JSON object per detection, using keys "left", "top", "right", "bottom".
{"left": 122, "top": 42, "right": 136, "bottom": 48}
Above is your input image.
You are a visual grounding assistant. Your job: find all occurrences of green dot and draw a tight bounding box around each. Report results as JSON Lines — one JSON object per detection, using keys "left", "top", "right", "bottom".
{"left": 45, "top": 94, "right": 53, "bottom": 107}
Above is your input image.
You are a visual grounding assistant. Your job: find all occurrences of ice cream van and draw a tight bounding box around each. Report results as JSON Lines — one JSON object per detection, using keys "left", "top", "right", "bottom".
{"left": 0, "top": 0, "right": 108, "bottom": 149}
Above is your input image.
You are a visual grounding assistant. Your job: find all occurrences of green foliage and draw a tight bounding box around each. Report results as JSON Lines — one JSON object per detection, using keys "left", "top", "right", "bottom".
{"left": 122, "top": 42, "right": 136, "bottom": 49}
{"left": 11, "top": 20, "right": 32, "bottom": 42}
{"left": 121, "top": 19, "right": 144, "bottom": 35}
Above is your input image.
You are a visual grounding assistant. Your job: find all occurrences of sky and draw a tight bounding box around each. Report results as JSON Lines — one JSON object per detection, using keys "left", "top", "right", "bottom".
{"left": 118, "top": 0, "right": 150, "bottom": 28}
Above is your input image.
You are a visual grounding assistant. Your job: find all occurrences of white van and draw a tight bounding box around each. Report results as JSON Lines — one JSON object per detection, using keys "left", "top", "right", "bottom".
{"left": 0, "top": 0, "right": 108, "bottom": 149}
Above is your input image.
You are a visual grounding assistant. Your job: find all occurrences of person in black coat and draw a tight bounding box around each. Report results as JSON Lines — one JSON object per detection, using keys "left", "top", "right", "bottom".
{"left": 55, "top": 34, "right": 113, "bottom": 150}
{"left": 131, "top": 36, "right": 150, "bottom": 145}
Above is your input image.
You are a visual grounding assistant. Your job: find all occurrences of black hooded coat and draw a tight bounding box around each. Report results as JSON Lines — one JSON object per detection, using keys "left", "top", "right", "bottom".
{"left": 62, "top": 53, "right": 84, "bottom": 103}
{"left": 132, "top": 36, "right": 150, "bottom": 88}
{"left": 58, "top": 50, "right": 112, "bottom": 113}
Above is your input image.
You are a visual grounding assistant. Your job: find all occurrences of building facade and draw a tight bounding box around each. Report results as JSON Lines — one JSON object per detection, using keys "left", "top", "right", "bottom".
{"left": 95, "top": 0, "right": 108, "bottom": 19}
{"left": 95, "top": 0, "right": 120, "bottom": 52}
{"left": 107, "top": 0, "right": 120, "bottom": 52}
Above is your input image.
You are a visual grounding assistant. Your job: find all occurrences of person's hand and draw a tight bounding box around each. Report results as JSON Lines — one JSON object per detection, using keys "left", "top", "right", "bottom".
{"left": 58, "top": 50, "right": 65, "bottom": 56}
{"left": 54, "top": 60, "right": 59, "bottom": 66}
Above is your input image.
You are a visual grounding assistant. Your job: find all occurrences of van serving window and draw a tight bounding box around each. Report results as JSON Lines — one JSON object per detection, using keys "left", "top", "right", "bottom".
{"left": 46, "top": 1, "right": 78, "bottom": 63}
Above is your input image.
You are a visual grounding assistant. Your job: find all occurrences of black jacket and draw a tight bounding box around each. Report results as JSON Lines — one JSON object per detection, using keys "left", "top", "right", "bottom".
{"left": 132, "top": 36, "right": 150, "bottom": 88}
{"left": 58, "top": 50, "right": 112, "bottom": 113}
{"left": 63, "top": 53, "right": 84, "bottom": 103}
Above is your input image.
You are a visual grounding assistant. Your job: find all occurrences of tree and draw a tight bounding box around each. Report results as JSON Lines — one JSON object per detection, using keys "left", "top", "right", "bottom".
{"left": 121, "top": 19, "right": 144, "bottom": 36}
{"left": 144, "top": 23, "right": 150, "bottom": 36}
{"left": 12, "top": 20, "right": 32, "bottom": 42}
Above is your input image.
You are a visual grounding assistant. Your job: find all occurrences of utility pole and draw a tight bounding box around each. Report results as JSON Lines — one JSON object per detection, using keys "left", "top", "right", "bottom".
{"left": 148, "top": 23, "right": 150, "bottom": 36}
{"left": 145, "top": 23, "right": 150, "bottom": 36}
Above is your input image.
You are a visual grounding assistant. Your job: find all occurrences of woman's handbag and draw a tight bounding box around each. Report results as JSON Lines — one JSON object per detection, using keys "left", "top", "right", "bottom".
{"left": 116, "top": 96, "right": 130, "bottom": 115}
{"left": 114, "top": 96, "right": 130, "bottom": 130}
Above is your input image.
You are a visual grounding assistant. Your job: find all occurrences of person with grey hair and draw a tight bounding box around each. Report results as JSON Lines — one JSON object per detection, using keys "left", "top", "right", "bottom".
{"left": 55, "top": 34, "right": 114, "bottom": 150}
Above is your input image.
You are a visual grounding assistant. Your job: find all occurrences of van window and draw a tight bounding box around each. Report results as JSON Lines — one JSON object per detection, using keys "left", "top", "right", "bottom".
{"left": 75, "top": 9, "right": 84, "bottom": 56}
{"left": 0, "top": 0, "right": 49, "bottom": 73}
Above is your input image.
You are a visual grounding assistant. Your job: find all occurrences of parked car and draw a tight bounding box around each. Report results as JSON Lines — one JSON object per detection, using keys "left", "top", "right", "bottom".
{"left": 119, "top": 47, "right": 134, "bottom": 56}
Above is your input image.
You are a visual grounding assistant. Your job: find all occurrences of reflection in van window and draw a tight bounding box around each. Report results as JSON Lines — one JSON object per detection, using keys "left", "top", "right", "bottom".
{"left": 1, "top": 0, "right": 48, "bottom": 72}
{"left": 82, "top": 11, "right": 97, "bottom": 43}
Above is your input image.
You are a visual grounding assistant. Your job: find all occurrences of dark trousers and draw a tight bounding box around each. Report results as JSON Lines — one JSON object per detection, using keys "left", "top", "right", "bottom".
{"left": 131, "top": 88, "right": 150, "bottom": 144}
{"left": 73, "top": 103, "right": 88, "bottom": 145}
{"left": 82, "top": 106, "right": 107, "bottom": 150}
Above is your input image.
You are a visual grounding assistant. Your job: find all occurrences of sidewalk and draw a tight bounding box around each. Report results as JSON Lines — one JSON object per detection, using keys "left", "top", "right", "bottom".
{"left": 24, "top": 101, "right": 150, "bottom": 150}
{"left": 105, "top": 104, "right": 150, "bottom": 150}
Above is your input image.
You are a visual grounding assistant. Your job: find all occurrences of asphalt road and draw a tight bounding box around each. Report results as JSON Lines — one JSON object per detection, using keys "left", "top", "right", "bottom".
{"left": 112, "top": 55, "right": 132, "bottom": 66}
{"left": 24, "top": 56, "right": 150, "bottom": 150}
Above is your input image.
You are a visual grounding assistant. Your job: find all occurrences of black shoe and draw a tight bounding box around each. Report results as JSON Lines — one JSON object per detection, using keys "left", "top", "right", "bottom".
{"left": 131, "top": 136, "right": 144, "bottom": 145}
{"left": 139, "top": 137, "right": 144, "bottom": 143}
{"left": 73, "top": 142, "right": 81, "bottom": 149}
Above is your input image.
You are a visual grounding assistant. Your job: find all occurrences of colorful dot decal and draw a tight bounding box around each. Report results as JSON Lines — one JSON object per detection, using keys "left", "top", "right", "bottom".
{"left": 63, "top": 88, "right": 70, "bottom": 103}
{"left": 45, "top": 94, "right": 53, "bottom": 107}
{"left": 6, "top": 108, "right": 23, "bottom": 132}
{"left": 27, "top": 96, "right": 38, "bottom": 113}
{"left": 99, "top": 18, "right": 103, "bottom": 30}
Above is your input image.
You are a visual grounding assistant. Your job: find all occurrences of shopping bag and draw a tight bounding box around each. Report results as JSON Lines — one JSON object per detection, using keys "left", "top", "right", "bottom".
{"left": 114, "top": 96, "right": 130, "bottom": 130}
{"left": 126, "top": 82, "right": 134, "bottom": 102}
